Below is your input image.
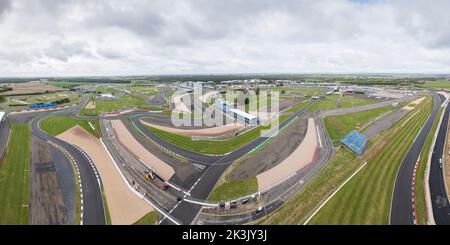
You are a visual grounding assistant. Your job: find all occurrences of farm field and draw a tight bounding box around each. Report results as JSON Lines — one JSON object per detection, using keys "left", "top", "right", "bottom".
{"left": 324, "top": 106, "right": 393, "bottom": 140}
{"left": 40, "top": 116, "right": 100, "bottom": 137}
{"left": 421, "top": 80, "right": 450, "bottom": 90}
{"left": 0, "top": 124, "right": 30, "bottom": 224}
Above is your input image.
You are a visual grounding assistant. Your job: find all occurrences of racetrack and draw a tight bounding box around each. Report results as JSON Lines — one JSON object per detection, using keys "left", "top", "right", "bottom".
{"left": 390, "top": 93, "right": 441, "bottom": 225}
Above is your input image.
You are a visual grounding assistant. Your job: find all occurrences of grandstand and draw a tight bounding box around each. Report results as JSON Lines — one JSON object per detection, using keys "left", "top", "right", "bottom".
{"left": 29, "top": 103, "right": 58, "bottom": 109}
{"left": 340, "top": 130, "right": 367, "bottom": 155}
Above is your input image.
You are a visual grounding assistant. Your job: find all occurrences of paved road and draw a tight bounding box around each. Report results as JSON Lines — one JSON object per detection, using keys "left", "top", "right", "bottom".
{"left": 390, "top": 93, "right": 441, "bottom": 225}
{"left": 430, "top": 98, "right": 450, "bottom": 224}
{"left": 149, "top": 86, "right": 168, "bottom": 106}
{"left": 30, "top": 114, "right": 106, "bottom": 225}
{"left": 159, "top": 100, "right": 317, "bottom": 224}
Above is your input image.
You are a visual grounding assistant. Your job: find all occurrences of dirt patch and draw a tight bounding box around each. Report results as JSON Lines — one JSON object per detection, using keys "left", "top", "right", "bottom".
{"left": 56, "top": 125, "right": 152, "bottom": 225}
{"left": 140, "top": 119, "right": 244, "bottom": 137}
{"left": 403, "top": 97, "right": 425, "bottom": 111}
{"left": 111, "top": 120, "right": 175, "bottom": 181}
{"left": 29, "top": 135, "right": 74, "bottom": 224}
{"left": 85, "top": 101, "right": 96, "bottom": 109}
{"left": 257, "top": 118, "right": 318, "bottom": 191}
{"left": 0, "top": 81, "right": 62, "bottom": 95}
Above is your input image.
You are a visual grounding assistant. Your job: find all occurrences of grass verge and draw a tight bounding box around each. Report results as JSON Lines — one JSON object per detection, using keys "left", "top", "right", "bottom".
{"left": 415, "top": 107, "right": 443, "bottom": 224}
{"left": 40, "top": 116, "right": 100, "bottom": 137}
{"left": 144, "top": 115, "right": 289, "bottom": 155}
{"left": 309, "top": 97, "right": 432, "bottom": 224}
{"left": 258, "top": 97, "right": 431, "bottom": 224}
{"left": 0, "top": 123, "right": 30, "bottom": 224}
{"left": 208, "top": 177, "right": 258, "bottom": 202}
{"left": 324, "top": 106, "right": 392, "bottom": 140}
{"left": 133, "top": 211, "right": 159, "bottom": 225}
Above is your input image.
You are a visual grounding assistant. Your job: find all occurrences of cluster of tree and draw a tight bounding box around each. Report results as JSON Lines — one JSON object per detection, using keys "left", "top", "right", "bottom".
{"left": 0, "top": 95, "right": 4, "bottom": 103}
{"left": 53, "top": 98, "right": 70, "bottom": 104}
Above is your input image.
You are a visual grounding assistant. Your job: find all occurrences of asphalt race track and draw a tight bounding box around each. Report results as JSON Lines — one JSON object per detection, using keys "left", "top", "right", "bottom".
{"left": 429, "top": 97, "right": 450, "bottom": 224}
{"left": 22, "top": 97, "right": 107, "bottom": 225}
{"left": 390, "top": 93, "right": 442, "bottom": 224}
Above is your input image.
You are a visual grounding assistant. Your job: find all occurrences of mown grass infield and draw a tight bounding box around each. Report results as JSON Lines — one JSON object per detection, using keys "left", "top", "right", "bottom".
{"left": 259, "top": 97, "right": 432, "bottom": 224}
{"left": 324, "top": 106, "right": 393, "bottom": 140}
{"left": 309, "top": 97, "right": 432, "bottom": 224}
{"left": 133, "top": 211, "right": 159, "bottom": 225}
{"left": 0, "top": 123, "right": 30, "bottom": 224}
{"left": 208, "top": 177, "right": 258, "bottom": 202}
{"left": 40, "top": 115, "right": 100, "bottom": 137}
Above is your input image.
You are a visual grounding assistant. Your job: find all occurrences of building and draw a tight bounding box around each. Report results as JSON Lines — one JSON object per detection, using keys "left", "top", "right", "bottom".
{"left": 215, "top": 100, "right": 258, "bottom": 125}
{"left": 230, "top": 108, "right": 257, "bottom": 125}
{"left": 340, "top": 130, "right": 367, "bottom": 155}
{"left": 98, "top": 93, "right": 115, "bottom": 100}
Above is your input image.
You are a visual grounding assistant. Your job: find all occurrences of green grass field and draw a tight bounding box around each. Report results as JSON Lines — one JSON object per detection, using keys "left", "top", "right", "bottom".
{"left": 259, "top": 97, "right": 431, "bottom": 224}
{"left": 133, "top": 211, "right": 159, "bottom": 225}
{"left": 324, "top": 106, "right": 393, "bottom": 140}
{"left": 284, "top": 100, "right": 311, "bottom": 113}
{"left": 40, "top": 116, "right": 99, "bottom": 137}
{"left": 0, "top": 123, "right": 30, "bottom": 224}
{"left": 308, "top": 95, "right": 378, "bottom": 112}
{"left": 309, "top": 97, "right": 432, "bottom": 224}
{"left": 420, "top": 80, "right": 450, "bottom": 90}
{"left": 145, "top": 124, "right": 261, "bottom": 155}
{"left": 47, "top": 81, "right": 88, "bottom": 89}
{"left": 208, "top": 177, "right": 258, "bottom": 202}
{"left": 80, "top": 95, "right": 149, "bottom": 116}
{"left": 143, "top": 115, "right": 289, "bottom": 155}
{"left": 415, "top": 107, "right": 443, "bottom": 224}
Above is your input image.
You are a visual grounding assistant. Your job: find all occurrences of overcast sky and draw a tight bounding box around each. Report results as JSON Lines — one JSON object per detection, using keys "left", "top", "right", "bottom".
{"left": 0, "top": 0, "right": 450, "bottom": 77}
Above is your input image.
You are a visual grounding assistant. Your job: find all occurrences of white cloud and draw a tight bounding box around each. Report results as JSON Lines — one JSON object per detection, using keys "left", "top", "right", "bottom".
{"left": 0, "top": 0, "right": 449, "bottom": 76}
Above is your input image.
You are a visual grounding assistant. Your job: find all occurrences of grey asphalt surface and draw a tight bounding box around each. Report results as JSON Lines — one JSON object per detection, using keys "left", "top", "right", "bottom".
{"left": 390, "top": 92, "right": 441, "bottom": 225}
{"left": 159, "top": 100, "right": 316, "bottom": 224}
{"left": 30, "top": 114, "right": 106, "bottom": 225}
{"left": 0, "top": 118, "right": 10, "bottom": 159}
{"left": 149, "top": 86, "right": 168, "bottom": 106}
{"left": 429, "top": 97, "right": 450, "bottom": 225}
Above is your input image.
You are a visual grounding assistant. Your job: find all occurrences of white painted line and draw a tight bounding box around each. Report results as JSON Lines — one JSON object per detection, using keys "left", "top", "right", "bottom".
{"left": 304, "top": 161, "right": 368, "bottom": 225}
{"left": 184, "top": 198, "right": 219, "bottom": 207}
{"left": 316, "top": 125, "right": 323, "bottom": 148}
{"left": 100, "top": 138, "right": 181, "bottom": 225}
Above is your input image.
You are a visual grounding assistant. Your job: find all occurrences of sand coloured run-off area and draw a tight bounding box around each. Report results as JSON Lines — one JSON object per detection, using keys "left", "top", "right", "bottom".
{"left": 104, "top": 109, "right": 135, "bottom": 117}
{"left": 139, "top": 119, "right": 244, "bottom": 137}
{"left": 172, "top": 93, "right": 191, "bottom": 113}
{"left": 56, "top": 125, "right": 152, "bottom": 225}
{"left": 403, "top": 96, "right": 425, "bottom": 111}
{"left": 84, "top": 101, "right": 96, "bottom": 109}
{"left": 256, "top": 118, "right": 318, "bottom": 191}
{"left": 111, "top": 120, "right": 175, "bottom": 180}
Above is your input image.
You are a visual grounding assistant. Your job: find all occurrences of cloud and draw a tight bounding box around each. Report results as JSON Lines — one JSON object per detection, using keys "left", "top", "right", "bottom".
{"left": 0, "top": 0, "right": 12, "bottom": 17}
{"left": 0, "top": 0, "right": 450, "bottom": 76}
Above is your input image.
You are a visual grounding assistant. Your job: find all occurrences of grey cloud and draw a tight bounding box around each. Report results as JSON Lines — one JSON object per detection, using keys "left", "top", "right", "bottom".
{"left": 97, "top": 48, "right": 125, "bottom": 60}
{"left": 44, "top": 41, "right": 91, "bottom": 62}
{"left": 0, "top": 0, "right": 12, "bottom": 16}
